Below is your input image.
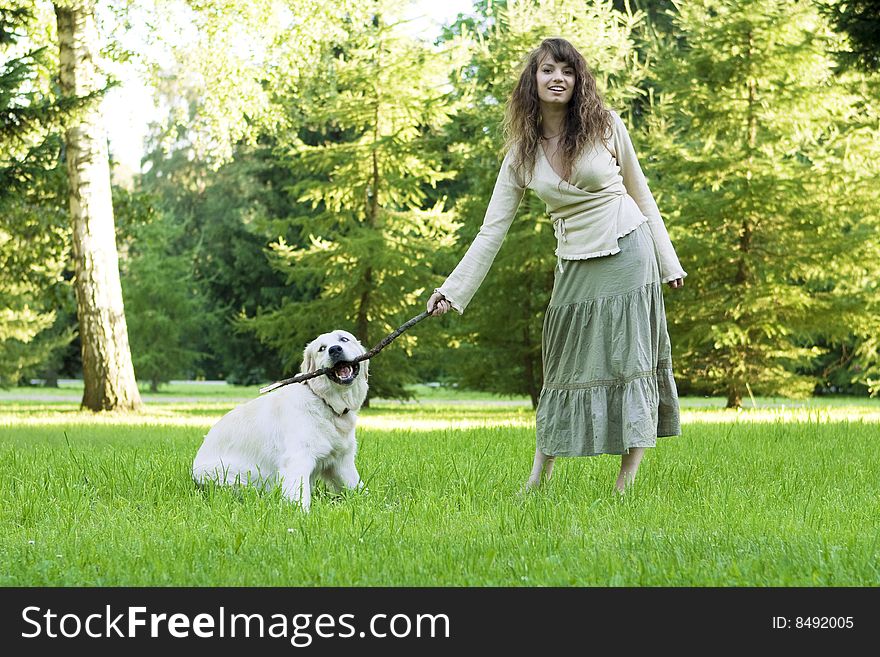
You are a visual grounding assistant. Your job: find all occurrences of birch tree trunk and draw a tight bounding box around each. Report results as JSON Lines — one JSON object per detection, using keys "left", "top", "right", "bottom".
{"left": 55, "top": 1, "right": 142, "bottom": 412}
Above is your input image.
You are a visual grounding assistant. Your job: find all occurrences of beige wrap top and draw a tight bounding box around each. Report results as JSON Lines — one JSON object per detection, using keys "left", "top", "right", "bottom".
{"left": 437, "top": 110, "right": 687, "bottom": 314}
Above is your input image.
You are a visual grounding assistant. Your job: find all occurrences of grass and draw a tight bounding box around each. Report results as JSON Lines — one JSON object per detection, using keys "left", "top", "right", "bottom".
{"left": 1, "top": 386, "right": 879, "bottom": 586}
{"left": 4, "top": 380, "right": 264, "bottom": 401}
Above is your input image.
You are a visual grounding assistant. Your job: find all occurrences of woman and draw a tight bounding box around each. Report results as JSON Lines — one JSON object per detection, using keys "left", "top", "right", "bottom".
{"left": 427, "top": 38, "right": 687, "bottom": 494}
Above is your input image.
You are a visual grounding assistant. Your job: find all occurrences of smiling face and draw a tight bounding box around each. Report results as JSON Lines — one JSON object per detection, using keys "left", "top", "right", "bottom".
{"left": 535, "top": 55, "right": 575, "bottom": 108}
{"left": 302, "top": 330, "right": 367, "bottom": 387}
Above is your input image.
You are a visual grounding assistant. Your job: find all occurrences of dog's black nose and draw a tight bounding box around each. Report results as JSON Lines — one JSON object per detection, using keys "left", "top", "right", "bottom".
{"left": 328, "top": 345, "right": 343, "bottom": 357}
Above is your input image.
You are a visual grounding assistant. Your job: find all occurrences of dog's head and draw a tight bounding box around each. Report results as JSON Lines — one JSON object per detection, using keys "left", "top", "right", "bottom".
{"left": 301, "top": 330, "right": 369, "bottom": 411}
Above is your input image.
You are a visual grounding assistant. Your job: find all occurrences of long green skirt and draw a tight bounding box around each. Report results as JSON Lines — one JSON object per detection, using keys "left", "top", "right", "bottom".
{"left": 536, "top": 220, "right": 681, "bottom": 457}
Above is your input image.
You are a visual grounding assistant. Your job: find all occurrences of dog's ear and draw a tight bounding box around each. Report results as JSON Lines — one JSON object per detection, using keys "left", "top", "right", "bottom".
{"left": 301, "top": 342, "right": 315, "bottom": 374}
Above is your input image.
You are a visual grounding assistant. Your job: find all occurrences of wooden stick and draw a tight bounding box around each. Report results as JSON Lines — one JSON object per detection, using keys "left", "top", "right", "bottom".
{"left": 259, "top": 310, "right": 434, "bottom": 394}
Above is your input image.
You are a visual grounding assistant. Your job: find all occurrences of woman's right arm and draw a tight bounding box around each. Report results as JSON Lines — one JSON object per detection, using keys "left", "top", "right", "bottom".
{"left": 430, "top": 149, "right": 526, "bottom": 316}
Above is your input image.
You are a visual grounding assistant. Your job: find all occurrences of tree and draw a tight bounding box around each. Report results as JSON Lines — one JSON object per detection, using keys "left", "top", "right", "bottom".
{"left": 642, "top": 0, "right": 880, "bottom": 407}
{"left": 136, "top": 0, "right": 395, "bottom": 386}
{"left": 116, "top": 190, "right": 204, "bottom": 391}
{"left": 54, "top": 0, "right": 142, "bottom": 411}
{"left": 820, "top": 0, "right": 880, "bottom": 71}
{"left": 243, "top": 0, "right": 463, "bottom": 403}
{"left": 437, "top": 0, "right": 647, "bottom": 407}
{"left": 614, "top": 0, "right": 679, "bottom": 40}
{"left": 139, "top": 139, "right": 293, "bottom": 385}
{"left": 0, "top": 190, "right": 73, "bottom": 387}
{"left": 1, "top": 2, "right": 75, "bottom": 386}
{"left": 146, "top": 0, "right": 355, "bottom": 167}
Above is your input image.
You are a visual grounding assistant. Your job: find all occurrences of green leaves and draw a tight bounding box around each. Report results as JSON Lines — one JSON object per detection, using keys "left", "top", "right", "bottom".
{"left": 0, "top": 4, "right": 74, "bottom": 386}
{"left": 643, "top": 0, "right": 880, "bottom": 404}
{"left": 241, "top": 2, "right": 463, "bottom": 401}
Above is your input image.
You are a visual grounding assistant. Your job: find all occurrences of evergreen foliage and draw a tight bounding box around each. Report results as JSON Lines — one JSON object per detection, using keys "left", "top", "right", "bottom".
{"left": 0, "top": 2, "right": 74, "bottom": 386}
{"left": 2, "top": 0, "right": 877, "bottom": 402}
{"left": 114, "top": 189, "right": 204, "bottom": 391}
{"left": 641, "top": 0, "right": 880, "bottom": 406}
{"left": 820, "top": 0, "right": 880, "bottom": 71}
{"left": 139, "top": 141, "right": 294, "bottom": 385}
{"left": 242, "top": 0, "right": 462, "bottom": 402}
{"left": 147, "top": 0, "right": 354, "bottom": 166}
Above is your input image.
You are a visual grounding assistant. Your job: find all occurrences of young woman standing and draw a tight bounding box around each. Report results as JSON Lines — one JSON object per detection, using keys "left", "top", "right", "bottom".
{"left": 428, "top": 38, "right": 686, "bottom": 493}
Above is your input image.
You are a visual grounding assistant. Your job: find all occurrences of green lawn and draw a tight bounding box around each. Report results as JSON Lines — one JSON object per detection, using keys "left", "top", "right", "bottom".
{"left": 1, "top": 387, "right": 878, "bottom": 586}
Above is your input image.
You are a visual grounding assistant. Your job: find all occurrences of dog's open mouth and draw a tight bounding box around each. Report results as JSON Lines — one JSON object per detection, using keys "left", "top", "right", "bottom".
{"left": 328, "top": 361, "right": 359, "bottom": 386}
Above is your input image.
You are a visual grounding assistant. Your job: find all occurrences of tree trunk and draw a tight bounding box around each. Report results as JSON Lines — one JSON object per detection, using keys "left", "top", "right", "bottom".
{"left": 726, "top": 387, "right": 742, "bottom": 409}
{"left": 55, "top": 1, "right": 142, "bottom": 412}
{"left": 354, "top": 135, "right": 382, "bottom": 409}
{"left": 42, "top": 370, "right": 59, "bottom": 388}
{"left": 721, "top": 34, "right": 757, "bottom": 414}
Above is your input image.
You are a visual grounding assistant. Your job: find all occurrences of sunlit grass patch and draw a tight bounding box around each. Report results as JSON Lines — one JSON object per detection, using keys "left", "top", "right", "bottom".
{"left": 1, "top": 389, "right": 878, "bottom": 586}
{"left": 3, "top": 395, "right": 879, "bottom": 430}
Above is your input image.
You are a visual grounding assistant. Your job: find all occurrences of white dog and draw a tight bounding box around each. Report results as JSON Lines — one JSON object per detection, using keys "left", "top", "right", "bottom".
{"left": 192, "top": 330, "right": 369, "bottom": 511}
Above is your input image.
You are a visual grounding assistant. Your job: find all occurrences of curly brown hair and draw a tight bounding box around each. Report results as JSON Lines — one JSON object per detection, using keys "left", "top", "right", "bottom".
{"left": 501, "top": 38, "right": 612, "bottom": 187}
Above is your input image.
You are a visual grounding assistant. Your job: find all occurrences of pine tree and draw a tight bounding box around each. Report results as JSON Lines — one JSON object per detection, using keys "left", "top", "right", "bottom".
{"left": 116, "top": 190, "right": 204, "bottom": 391}
{"left": 0, "top": 2, "right": 75, "bottom": 386}
{"left": 642, "top": 0, "right": 880, "bottom": 407}
{"left": 243, "top": 0, "right": 462, "bottom": 401}
{"left": 820, "top": 0, "right": 880, "bottom": 71}
{"left": 139, "top": 140, "right": 293, "bottom": 384}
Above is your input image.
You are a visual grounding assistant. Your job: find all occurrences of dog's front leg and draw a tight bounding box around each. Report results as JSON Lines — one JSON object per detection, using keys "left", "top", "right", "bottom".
{"left": 279, "top": 453, "right": 316, "bottom": 512}
{"left": 330, "top": 450, "right": 365, "bottom": 493}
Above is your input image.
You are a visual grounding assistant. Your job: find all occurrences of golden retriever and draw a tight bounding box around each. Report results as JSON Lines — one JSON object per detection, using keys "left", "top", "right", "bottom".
{"left": 192, "top": 330, "right": 369, "bottom": 511}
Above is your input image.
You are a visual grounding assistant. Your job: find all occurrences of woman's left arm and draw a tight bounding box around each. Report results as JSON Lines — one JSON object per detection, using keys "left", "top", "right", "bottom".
{"left": 610, "top": 110, "right": 687, "bottom": 285}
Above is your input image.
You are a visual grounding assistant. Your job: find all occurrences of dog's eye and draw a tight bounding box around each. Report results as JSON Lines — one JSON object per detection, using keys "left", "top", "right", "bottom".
{"left": 340, "top": 336, "right": 349, "bottom": 342}
{"left": 318, "top": 346, "right": 326, "bottom": 352}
